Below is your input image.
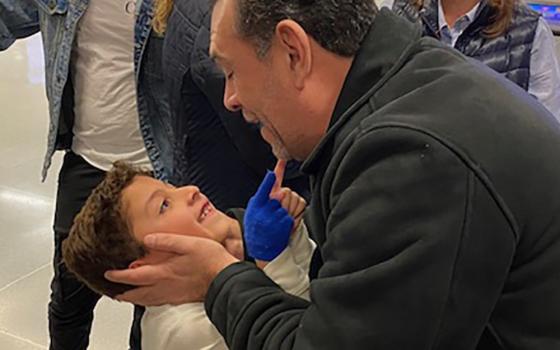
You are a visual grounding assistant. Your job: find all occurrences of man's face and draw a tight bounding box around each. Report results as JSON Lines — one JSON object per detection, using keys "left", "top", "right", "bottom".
{"left": 121, "top": 176, "right": 233, "bottom": 263}
{"left": 210, "top": 0, "right": 308, "bottom": 160}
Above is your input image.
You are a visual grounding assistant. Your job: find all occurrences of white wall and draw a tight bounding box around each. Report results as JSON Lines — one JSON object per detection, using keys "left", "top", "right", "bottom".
{"left": 374, "top": 0, "right": 385, "bottom": 7}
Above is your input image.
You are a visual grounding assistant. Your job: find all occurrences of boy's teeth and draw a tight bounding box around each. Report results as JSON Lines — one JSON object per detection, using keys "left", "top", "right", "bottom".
{"left": 201, "top": 205, "right": 211, "bottom": 220}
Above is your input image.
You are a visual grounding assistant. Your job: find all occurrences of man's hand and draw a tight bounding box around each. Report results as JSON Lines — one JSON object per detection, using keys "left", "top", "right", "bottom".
{"left": 244, "top": 161, "right": 294, "bottom": 261}
{"left": 104, "top": 234, "right": 239, "bottom": 306}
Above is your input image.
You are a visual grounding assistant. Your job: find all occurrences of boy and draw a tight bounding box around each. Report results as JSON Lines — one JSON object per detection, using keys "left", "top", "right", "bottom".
{"left": 63, "top": 161, "right": 313, "bottom": 350}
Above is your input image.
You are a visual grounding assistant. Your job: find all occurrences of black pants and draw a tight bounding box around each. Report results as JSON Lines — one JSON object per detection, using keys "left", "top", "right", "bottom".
{"left": 48, "top": 151, "right": 143, "bottom": 350}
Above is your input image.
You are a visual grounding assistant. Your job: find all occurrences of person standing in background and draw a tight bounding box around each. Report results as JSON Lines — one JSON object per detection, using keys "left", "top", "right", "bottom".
{"left": 386, "top": 0, "right": 560, "bottom": 120}
{"left": 150, "top": 0, "right": 309, "bottom": 210}
{"left": 0, "top": 0, "right": 171, "bottom": 348}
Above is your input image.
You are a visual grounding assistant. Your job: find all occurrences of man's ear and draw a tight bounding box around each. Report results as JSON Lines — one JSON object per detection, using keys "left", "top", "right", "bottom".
{"left": 275, "top": 19, "right": 312, "bottom": 90}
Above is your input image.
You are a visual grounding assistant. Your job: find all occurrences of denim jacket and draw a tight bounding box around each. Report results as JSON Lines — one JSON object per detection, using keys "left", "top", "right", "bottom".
{"left": 0, "top": 0, "right": 172, "bottom": 180}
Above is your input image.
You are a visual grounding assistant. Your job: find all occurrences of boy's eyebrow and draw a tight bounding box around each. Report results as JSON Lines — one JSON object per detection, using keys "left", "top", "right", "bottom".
{"left": 210, "top": 52, "right": 224, "bottom": 65}
{"left": 145, "top": 189, "right": 165, "bottom": 215}
{"left": 209, "top": 40, "right": 218, "bottom": 61}
{"left": 209, "top": 45, "right": 227, "bottom": 66}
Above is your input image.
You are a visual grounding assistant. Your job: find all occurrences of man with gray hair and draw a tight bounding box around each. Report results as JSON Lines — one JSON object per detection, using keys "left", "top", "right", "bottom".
{"left": 106, "top": 0, "right": 560, "bottom": 349}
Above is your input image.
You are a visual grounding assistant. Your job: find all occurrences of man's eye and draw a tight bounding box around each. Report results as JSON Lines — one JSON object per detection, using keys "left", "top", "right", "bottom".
{"left": 159, "top": 199, "right": 169, "bottom": 214}
{"left": 226, "top": 72, "right": 233, "bottom": 80}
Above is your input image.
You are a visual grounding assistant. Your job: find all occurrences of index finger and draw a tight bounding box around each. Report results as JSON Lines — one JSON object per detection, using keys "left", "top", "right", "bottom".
{"left": 273, "top": 159, "right": 287, "bottom": 193}
{"left": 143, "top": 233, "right": 205, "bottom": 255}
{"left": 104, "top": 264, "right": 162, "bottom": 287}
{"left": 115, "top": 286, "right": 164, "bottom": 306}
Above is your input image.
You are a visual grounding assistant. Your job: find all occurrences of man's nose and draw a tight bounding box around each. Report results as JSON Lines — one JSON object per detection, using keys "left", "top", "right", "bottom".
{"left": 224, "top": 81, "right": 241, "bottom": 112}
{"left": 176, "top": 185, "right": 200, "bottom": 205}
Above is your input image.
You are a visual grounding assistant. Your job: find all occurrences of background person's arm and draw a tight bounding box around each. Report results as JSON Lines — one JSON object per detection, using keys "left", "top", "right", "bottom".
{"left": 205, "top": 127, "right": 515, "bottom": 349}
{"left": 0, "top": 0, "right": 39, "bottom": 50}
{"left": 528, "top": 17, "right": 560, "bottom": 121}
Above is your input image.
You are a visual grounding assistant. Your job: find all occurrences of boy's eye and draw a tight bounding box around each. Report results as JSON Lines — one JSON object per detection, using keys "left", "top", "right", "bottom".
{"left": 159, "top": 199, "right": 169, "bottom": 214}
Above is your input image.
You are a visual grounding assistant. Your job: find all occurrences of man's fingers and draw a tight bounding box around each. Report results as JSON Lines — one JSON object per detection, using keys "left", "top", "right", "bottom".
{"left": 115, "top": 286, "right": 164, "bottom": 306}
{"left": 254, "top": 171, "right": 276, "bottom": 204}
{"left": 272, "top": 160, "right": 286, "bottom": 193}
{"left": 105, "top": 264, "right": 162, "bottom": 286}
{"left": 143, "top": 233, "right": 205, "bottom": 255}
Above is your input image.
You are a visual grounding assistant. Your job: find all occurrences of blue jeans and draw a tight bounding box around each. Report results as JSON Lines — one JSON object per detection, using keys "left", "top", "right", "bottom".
{"left": 49, "top": 151, "right": 142, "bottom": 350}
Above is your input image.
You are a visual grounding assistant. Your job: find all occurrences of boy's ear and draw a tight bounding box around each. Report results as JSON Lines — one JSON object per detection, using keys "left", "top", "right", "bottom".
{"left": 128, "top": 259, "right": 146, "bottom": 269}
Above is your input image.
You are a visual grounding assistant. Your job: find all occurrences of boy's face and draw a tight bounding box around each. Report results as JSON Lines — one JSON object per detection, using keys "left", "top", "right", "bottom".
{"left": 121, "top": 176, "right": 234, "bottom": 264}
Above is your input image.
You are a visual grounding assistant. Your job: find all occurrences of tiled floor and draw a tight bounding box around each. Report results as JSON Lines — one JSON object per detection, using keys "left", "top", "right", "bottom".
{"left": 0, "top": 35, "right": 133, "bottom": 349}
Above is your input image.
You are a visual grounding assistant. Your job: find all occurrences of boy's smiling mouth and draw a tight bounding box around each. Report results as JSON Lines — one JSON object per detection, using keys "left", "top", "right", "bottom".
{"left": 199, "top": 201, "right": 214, "bottom": 222}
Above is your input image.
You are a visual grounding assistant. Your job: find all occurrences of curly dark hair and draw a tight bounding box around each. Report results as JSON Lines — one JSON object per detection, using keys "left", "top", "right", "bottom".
{"left": 62, "top": 161, "right": 152, "bottom": 298}
{"left": 223, "top": 0, "right": 378, "bottom": 58}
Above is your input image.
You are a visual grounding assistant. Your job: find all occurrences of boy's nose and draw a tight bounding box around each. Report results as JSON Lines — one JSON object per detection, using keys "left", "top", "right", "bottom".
{"left": 176, "top": 185, "right": 200, "bottom": 205}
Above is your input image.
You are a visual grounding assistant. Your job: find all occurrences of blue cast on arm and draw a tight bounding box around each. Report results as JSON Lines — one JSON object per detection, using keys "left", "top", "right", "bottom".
{"left": 244, "top": 171, "right": 294, "bottom": 261}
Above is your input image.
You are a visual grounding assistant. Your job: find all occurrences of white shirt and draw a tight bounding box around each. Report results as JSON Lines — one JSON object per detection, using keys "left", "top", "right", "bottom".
{"left": 71, "top": 0, "right": 151, "bottom": 170}
{"left": 141, "top": 223, "right": 316, "bottom": 350}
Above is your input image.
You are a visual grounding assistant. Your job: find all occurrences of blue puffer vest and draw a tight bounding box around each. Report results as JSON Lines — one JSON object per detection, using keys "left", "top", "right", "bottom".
{"left": 392, "top": 0, "right": 541, "bottom": 90}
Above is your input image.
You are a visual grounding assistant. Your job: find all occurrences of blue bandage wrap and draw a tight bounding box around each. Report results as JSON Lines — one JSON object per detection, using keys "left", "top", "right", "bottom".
{"left": 244, "top": 171, "right": 294, "bottom": 261}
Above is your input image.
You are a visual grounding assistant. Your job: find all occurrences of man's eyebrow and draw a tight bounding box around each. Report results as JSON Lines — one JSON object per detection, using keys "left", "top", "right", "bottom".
{"left": 144, "top": 189, "right": 165, "bottom": 215}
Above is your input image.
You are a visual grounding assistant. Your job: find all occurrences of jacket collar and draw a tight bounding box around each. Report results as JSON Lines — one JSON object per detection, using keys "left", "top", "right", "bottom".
{"left": 301, "top": 8, "right": 421, "bottom": 175}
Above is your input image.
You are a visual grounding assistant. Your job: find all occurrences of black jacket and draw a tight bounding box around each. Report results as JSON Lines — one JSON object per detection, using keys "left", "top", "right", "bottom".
{"left": 205, "top": 9, "right": 560, "bottom": 350}
{"left": 161, "top": 0, "right": 309, "bottom": 210}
